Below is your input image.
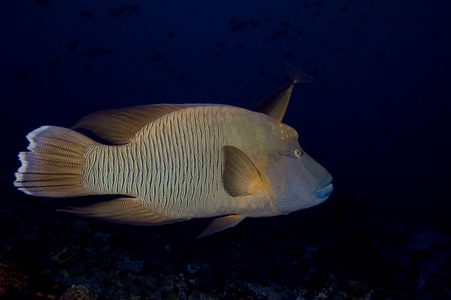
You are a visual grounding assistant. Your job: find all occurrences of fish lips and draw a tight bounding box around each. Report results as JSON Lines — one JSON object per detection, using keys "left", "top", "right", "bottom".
{"left": 314, "top": 175, "right": 333, "bottom": 202}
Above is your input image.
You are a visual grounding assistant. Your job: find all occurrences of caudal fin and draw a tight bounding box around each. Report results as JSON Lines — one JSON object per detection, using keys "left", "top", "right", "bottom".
{"left": 14, "top": 126, "right": 98, "bottom": 197}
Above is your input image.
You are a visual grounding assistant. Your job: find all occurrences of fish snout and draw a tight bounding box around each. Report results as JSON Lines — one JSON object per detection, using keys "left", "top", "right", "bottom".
{"left": 314, "top": 173, "right": 333, "bottom": 201}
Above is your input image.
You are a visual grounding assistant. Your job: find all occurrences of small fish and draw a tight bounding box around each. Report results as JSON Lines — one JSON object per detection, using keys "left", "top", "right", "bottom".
{"left": 15, "top": 71, "right": 30, "bottom": 79}
{"left": 84, "top": 65, "right": 95, "bottom": 71}
{"left": 231, "top": 18, "right": 258, "bottom": 31}
{"left": 44, "top": 58, "right": 60, "bottom": 70}
{"left": 85, "top": 48, "right": 112, "bottom": 59}
{"left": 214, "top": 52, "right": 223, "bottom": 57}
{"left": 80, "top": 11, "right": 94, "bottom": 18}
{"left": 167, "top": 68, "right": 176, "bottom": 74}
{"left": 216, "top": 42, "right": 225, "bottom": 49}
{"left": 14, "top": 65, "right": 332, "bottom": 238}
{"left": 110, "top": 4, "right": 139, "bottom": 19}
{"left": 34, "top": 0, "right": 51, "bottom": 7}
{"left": 166, "top": 32, "right": 176, "bottom": 37}
{"left": 68, "top": 35, "right": 82, "bottom": 53}
{"left": 282, "top": 21, "right": 291, "bottom": 27}
{"left": 270, "top": 29, "right": 287, "bottom": 40}
{"left": 283, "top": 52, "right": 294, "bottom": 59}
{"left": 151, "top": 52, "right": 166, "bottom": 62}
{"left": 178, "top": 72, "right": 185, "bottom": 82}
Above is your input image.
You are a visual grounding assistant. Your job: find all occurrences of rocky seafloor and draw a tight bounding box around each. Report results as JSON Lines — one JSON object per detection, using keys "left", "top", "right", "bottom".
{"left": 1, "top": 180, "right": 450, "bottom": 299}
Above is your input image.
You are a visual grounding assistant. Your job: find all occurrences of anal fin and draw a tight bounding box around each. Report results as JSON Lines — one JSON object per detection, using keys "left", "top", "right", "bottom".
{"left": 197, "top": 215, "right": 245, "bottom": 239}
{"left": 59, "top": 197, "right": 187, "bottom": 226}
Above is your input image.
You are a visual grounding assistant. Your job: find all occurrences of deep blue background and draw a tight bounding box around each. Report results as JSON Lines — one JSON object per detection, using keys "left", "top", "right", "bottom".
{"left": 1, "top": 1, "right": 450, "bottom": 233}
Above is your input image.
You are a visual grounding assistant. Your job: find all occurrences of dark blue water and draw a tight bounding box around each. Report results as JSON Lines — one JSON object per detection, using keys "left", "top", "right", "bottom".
{"left": 0, "top": 1, "right": 449, "bottom": 299}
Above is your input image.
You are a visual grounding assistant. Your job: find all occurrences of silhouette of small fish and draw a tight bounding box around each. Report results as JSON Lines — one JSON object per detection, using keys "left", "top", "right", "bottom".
{"left": 84, "top": 65, "right": 95, "bottom": 71}
{"left": 282, "top": 21, "right": 291, "bottom": 27}
{"left": 270, "top": 29, "right": 287, "bottom": 40}
{"left": 15, "top": 71, "right": 30, "bottom": 79}
{"left": 283, "top": 52, "right": 294, "bottom": 59}
{"left": 68, "top": 35, "right": 82, "bottom": 52}
{"left": 231, "top": 18, "right": 258, "bottom": 31}
{"left": 166, "top": 32, "right": 176, "bottom": 37}
{"left": 85, "top": 48, "right": 112, "bottom": 59}
{"left": 216, "top": 42, "right": 225, "bottom": 49}
{"left": 151, "top": 52, "right": 166, "bottom": 62}
{"left": 167, "top": 68, "right": 176, "bottom": 74}
{"left": 110, "top": 4, "right": 139, "bottom": 19}
{"left": 178, "top": 72, "right": 185, "bottom": 82}
{"left": 80, "top": 11, "right": 94, "bottom": 18}
{"left": 44, "top": 58, "right": 60, "bottom": 70}
{"left": 34, "top": 0, "right": 51, "bottom": 7}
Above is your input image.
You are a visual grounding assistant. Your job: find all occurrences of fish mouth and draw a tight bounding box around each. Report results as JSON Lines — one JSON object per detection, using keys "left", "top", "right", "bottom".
{"left": 314, "top": 175, "right": 333, "bottom": 201}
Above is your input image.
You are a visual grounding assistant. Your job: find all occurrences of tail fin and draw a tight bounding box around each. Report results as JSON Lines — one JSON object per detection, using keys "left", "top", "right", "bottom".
{"left": 14, "top": 126, "right": 98, "bottom": 198}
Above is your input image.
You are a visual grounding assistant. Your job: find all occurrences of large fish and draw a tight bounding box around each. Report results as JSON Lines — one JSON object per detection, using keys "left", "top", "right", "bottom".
{"left": 14, "top": 65, "right": 333, "bottom": 238}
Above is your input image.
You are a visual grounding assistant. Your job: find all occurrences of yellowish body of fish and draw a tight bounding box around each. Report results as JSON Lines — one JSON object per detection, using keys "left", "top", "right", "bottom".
{"left": 14, "top": 65, "right": 333, "bottom": 238}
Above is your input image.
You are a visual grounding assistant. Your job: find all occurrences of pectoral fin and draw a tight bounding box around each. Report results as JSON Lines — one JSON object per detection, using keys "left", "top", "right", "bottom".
{"left": 223, "top": 146, "right": 265, "bottom": 197}
{"left": 59, "top": 197, "right": 187, "bottom": 226}
{"left": 72, "top": 104, "right": 188, "bottom": 144}
{"left": 253, "top": 64, "right": 313, "bottom": 122}
{"left": 197, "top": 215, "right": 246, "bottom": 239}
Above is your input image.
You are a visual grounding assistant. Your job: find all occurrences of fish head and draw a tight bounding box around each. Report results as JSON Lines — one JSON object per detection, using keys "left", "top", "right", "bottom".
{"left": 264, "top": 122, "right": 333, "bottom": 214}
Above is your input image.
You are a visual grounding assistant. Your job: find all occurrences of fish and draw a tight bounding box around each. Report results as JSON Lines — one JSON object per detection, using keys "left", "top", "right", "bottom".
{"left": 80, "top": 11, "right": 94, "bottom": 18}
{"left": 34, "top": 0, "right": 51, "bottom": 7}
{"left": 68, "top": 35, "right": 82, "bottom": 53}
{"left": 283, "top": 52, "right": 294, "bottom": 59}
{"left": 151, "top": 52, "right": 167, "bottom": 62}
{"left": 44, "top": 58, "right": 60, "bottom": 70}
{"left": 15, "top": 71, "right": 30, "bottom": 79}
{"left": 14, "top": 64, "right": 333, "bottom": 238}
{"left": 110, "top": 4, "right": 139, "bottom": 19}
{"left": 270, "top": 29, "right": 287, "bottom": 40}
{"left": 85, "top": 48, "right": 112, "bottom": 59}
{"left": 84, "top": 65, "right": 95, "bottom": 71}
{"left": 231, "top": 18, "right": 258, "bottom": 31}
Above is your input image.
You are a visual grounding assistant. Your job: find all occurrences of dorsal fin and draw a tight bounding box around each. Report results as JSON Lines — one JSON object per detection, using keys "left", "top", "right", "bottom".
{"left": 253, "top": 64, "right": 313, "bottom": 122}
{"left": 222, "top": 145, "right": 265, "bottom": 197}
{"left": 72, "top": 104, "right": 188, "bottom": 144}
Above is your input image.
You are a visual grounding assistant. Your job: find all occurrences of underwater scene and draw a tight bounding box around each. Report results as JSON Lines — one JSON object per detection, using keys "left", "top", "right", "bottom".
{"left": 0, "top": 0, "right": 450, "bottom": 299}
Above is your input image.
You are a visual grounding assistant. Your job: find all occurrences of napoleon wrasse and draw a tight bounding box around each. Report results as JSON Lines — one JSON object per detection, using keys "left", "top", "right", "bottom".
{"left": 14, "top": 65, "right": 333, "bottom": 238}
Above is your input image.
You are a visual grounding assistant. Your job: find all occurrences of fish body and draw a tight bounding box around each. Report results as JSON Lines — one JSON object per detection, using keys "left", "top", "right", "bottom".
{"left": 110, "top": 5, "right": 139, "bottom": 19}
{"left": 80, "top": 11, "right": 94, "bottom": 18}
{"left": 68, "top": 35, "right": 82, "bottom": 53}
{"left": 14, "top": 65, "right": 333, "bottom": 238}
{"left": 34, "top": 0, "right": 51, "bottom": 7}
{"left": 151, "top": 52, "right": 167, "bottom": 62}
{"left": 85, "top": 48, "right": 112, "bottom": 59}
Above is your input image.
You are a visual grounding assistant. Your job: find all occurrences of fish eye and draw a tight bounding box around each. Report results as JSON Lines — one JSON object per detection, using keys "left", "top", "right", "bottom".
{"left": 294, "top": 149, "right": 303, "bottom": 157}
